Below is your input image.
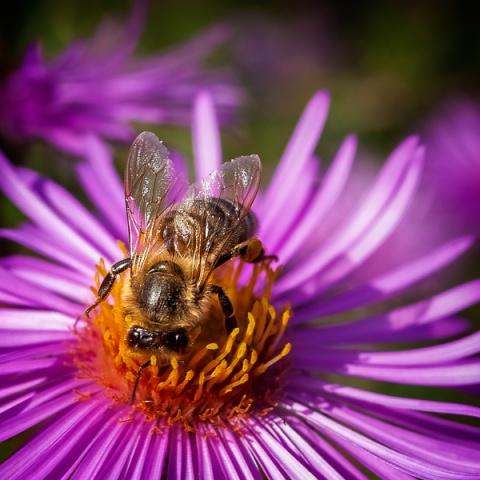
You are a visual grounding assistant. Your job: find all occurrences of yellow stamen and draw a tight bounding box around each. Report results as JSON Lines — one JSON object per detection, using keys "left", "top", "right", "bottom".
{"left": 253, "top": 343, "right": 292, "bottom": 376}
{"left": 72, "top": 248, "right": 292, "bottom": 431}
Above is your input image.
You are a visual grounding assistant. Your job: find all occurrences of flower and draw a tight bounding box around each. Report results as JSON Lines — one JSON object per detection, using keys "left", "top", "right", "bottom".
{"left": 0, "top": 3, "right": 240, "bottom": 155}
{"left": 423, "top": 98, "right": 480, "bottom": 235}
{"left": 1, "top": 90, "right": 480, "bottom": 478}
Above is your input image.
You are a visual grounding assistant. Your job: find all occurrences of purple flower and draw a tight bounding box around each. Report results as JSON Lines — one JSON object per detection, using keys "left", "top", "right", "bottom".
{"left": 0, "top": 4, "right": 240, "bottom": 155}
{"left": 0, "top": 91, "right": 479, "bottom": 478}
{"left": 424, "top": 99, "right": 480, "bottom": 235}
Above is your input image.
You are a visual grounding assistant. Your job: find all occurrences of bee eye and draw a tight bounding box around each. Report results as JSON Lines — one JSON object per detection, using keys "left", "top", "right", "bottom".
{"left": 127, "top": 326, "right": 154, "bottom": 349}
{"left": 163, "top": 329, "right": 189, "bottom": 353}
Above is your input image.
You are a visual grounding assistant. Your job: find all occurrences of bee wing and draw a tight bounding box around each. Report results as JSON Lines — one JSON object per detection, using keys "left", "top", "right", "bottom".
{"left": 125, "top": 131, "right": 186, "bottom": 275}
{"left": 181, "top": 154, "right": 262, "bottom": 284}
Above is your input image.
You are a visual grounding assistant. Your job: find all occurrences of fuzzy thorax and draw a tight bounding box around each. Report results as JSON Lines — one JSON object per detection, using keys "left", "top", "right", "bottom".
{"left": 73, "top": 251, "right": 291, "bottom": 430}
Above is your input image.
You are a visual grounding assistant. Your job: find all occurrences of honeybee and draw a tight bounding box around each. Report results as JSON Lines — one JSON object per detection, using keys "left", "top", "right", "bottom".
{"left": 86, "top": 132, "right": 270, "bottom": 400}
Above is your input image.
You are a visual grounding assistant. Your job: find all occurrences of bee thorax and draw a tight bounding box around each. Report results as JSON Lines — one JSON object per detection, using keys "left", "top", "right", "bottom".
{"left": 139, "top": 274, "right": 185, "bottom": 315}
{"left": 130, "top": 260, "right": 187, "bottom": 320}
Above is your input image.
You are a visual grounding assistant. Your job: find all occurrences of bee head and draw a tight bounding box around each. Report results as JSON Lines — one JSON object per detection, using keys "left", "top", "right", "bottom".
{"left": 127, "top": 325, "right": 189, "bottom": 353}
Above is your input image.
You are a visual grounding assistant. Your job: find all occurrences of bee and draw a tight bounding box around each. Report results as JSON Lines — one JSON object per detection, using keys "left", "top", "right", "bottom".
{"left": 86, "top": 132, "right": 270, "bottom": 401}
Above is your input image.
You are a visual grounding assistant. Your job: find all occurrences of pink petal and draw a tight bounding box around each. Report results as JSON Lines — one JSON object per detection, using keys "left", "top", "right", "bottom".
{"left": 192, "top": 90, "right": 222, "bottom": 179}
{"left": 274, "top": 134, "right": 357, "bottom": 263}
{"left": 261, "top": 91, "right": 330, "bottom": 232}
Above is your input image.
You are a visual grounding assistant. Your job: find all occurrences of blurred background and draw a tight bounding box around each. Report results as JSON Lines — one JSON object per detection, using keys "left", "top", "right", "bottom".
{"left": 1, "top": 0, "right": 480, "bottom": 272}
{"left": 1, "top": 0, "right": 479, "bottom": 169}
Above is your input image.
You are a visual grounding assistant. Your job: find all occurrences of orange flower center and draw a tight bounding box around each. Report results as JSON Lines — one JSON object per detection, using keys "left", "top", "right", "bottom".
{"left": 72, "top": 244, "right": 291, "bottom": 431}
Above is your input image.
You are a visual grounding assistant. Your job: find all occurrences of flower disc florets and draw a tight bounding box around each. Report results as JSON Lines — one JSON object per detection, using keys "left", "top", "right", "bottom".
{"left": 73, "top": 250, "right": 291, "bottom": 431}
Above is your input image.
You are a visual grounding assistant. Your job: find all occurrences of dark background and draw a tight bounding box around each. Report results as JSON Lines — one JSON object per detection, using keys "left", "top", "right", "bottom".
{"left": 1, "top": 0, "right": 479, "bottom": 164}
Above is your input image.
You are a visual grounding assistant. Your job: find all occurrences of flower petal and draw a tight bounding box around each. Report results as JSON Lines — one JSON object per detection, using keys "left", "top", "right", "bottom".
{"left": 260, "top": 91, "right": 330, "bottom": 233}
{"left": 289, "top": 375, "right": 480, "bottom": 418}
{"left": 292, "top": 235, "right": 473, "bottom": 320}
{"left": 0, "top": 379, "right": 80, "bottom": 442}
{"left": 0, "top": 153, "right": 103, "bottom": 265}
{"left": 257, "top": 415, "right": 348, "bottom": 480}
{"left": 138, "top": 423, "right": 171, "bottom": 479}
{"left": 0, "top": 395, "right": 109, "bottom": 479}
{"left": 244, "top": 417, "right": 320, "bottom": 479}
{"left": 292, "top": 280, "right": 480, "bottom": 345}
{"left": 0, "top": 266, "right": 80, "bottom": 314}
{"left": 275, "top": 138, "right": 421, "bottom": 294}
{"left": 76, "top": 135, "right": 126, "bottom": 241}
{"left": 0, "top": 309, "right": 72, "bottom": 331}
{"left": 285, "top": 397, "right": 478, "bottom": 479}
{"left": 193, "top": 90, "right": 222, "bottom": 179}
{"left": 274, "top": 134, "right": 357, "bottom": 263}
{"left": 0, "top": 226, "right": 93, "bottom": 277}
{"left": 167, "top": 423, "right": 198, "bottom": 480}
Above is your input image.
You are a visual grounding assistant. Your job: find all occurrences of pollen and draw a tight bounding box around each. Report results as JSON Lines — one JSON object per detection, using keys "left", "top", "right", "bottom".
{"left": 73, "top": 246, "right": 291, "bottom": 431}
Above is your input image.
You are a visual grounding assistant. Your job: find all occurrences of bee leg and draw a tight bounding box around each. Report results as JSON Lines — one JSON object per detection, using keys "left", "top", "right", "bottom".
{"left": 130, "top": 358, "right": 151, "bottom": 405}
{"left": 215, "top": 238, "right": 277, "bottom": 269}
{"left": 236, "top": 238, "right": 278, "bottom": 263}
{"left": 210, "top": 285, "right": 237, "bottom": 333}
{"left": 85, "top": 257, "right": 131, "bottom": 317}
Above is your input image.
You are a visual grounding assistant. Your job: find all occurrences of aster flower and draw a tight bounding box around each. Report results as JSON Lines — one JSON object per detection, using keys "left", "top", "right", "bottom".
{"left": 1, "top": 90, "right": 480, "bottom": 479}
{"left": 0, "top": 3, "right": 239, "bottom": 155}
{"left": 424, "top": 99, "right": 480, "bottom": 235}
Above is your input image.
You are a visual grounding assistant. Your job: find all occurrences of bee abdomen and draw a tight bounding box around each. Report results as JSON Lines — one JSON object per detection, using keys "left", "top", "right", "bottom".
{"left": 208, "top": 198, "right": 257, "bottom": 245}
{"left": 161, "top": 198, "right": 257, "bottom": 256}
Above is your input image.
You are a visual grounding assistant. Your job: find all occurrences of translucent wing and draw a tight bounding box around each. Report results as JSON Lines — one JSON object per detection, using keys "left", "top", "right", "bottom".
{"left": 125, "top": 131, "right": 186, "bottom": 275}
{"left": 197, "top": 155, "right": 261, "bottom": 204}
{"left": 175, "top": 154, "right": 262, "bottom": 285}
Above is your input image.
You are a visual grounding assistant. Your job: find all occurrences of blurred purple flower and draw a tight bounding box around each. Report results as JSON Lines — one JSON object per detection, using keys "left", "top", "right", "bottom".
{"left": 0, "top": 91, "right": 479, "bottom": 478}
{"left": 232, "top": 13, "right": 334, "bottom": 90}
{"left": 424, "top": 99, "right": 480, "bottom": 235}
{"left": 0, "top": 4, "right": 240, "bottom": 155}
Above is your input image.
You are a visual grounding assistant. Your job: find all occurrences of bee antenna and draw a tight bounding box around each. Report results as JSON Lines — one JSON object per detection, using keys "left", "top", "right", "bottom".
{"left": 130, "top": 359, "right": 151, "bottom": 406}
